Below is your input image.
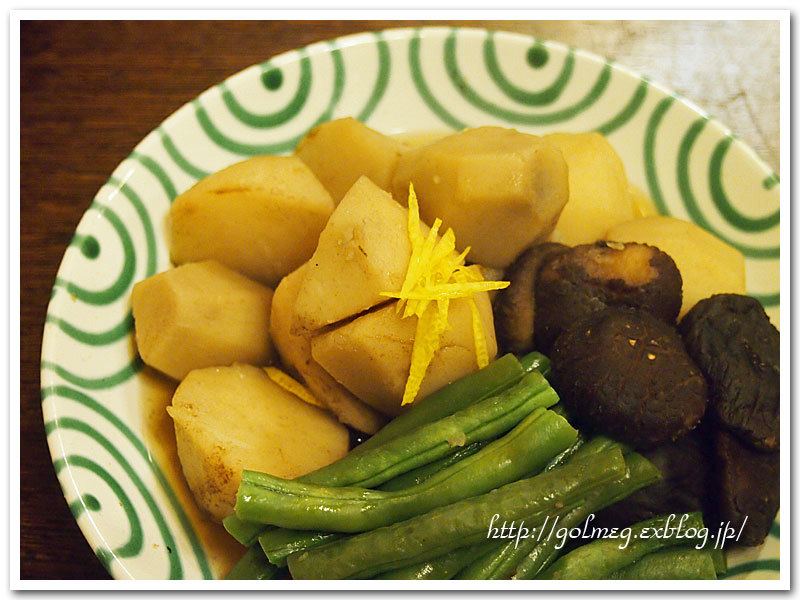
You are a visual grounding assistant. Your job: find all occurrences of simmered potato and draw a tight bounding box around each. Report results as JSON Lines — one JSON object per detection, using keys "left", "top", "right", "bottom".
{"left": 270, "top": 264, "right": 388, "bottom": 433}
{"left": 131, "top": 260, "right": 275, "bottom": 380}
{"left": 295, "top": 117, "right": 405, "bottom": 204}
{"left": 544, "top": 132, "right": 637, "bottom": 246}
{"left": 292, "top": 176, "right": 416, "bottom": 334}
{"left": 391, "top": 126, "right": 570, "bottom": 268}
{"left": 167, "top": 364, "right": 349, "bottom": 522}
{"left": 310, "top": 293, "right": 497, "bottom": 417}
{"left": 169, "top": 155, "right": 334, "bottom": 287}
{"left": 606, "top": 216, "right": 747, "bottom": 318}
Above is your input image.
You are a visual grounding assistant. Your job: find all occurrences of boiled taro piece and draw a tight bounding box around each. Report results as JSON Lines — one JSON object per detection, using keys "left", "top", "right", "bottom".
{"left": 679, "top": 294, "right": 780, "bottom": 452}
{"left": 534, "top": 241, "right": 682, "bottom": 352}
{"left": 594, "top": 429, "right": 712, "bottom": 530}
{"left": 714, "top": 427, "right": 780, "bottom": 547}
{"left": 551, "top": 306, "right": 707, "bottom": 449}
{"left": 493, "top": 242, "right": 569, "bottom": 354}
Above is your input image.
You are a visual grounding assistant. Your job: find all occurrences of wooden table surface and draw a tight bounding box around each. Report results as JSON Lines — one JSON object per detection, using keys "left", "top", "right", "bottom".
{"left": 20, "top": 19, "right": 780, "bottom": 580}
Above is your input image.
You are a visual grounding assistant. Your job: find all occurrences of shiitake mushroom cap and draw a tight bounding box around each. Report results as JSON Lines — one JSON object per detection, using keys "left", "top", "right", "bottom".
{"left": 493, "top": 242, "right": 569, "bottom": 355}
{"left": 534, "top": 241, "right": 682, "bottom": 353}
{"left": 679, "top": 293, "right": 780, "bottom": 452}
{"left": 551, "top": 306, "right": 707, "bottom": 450}
{"left": 713, "top": 427, "right": 780, "bottom": 546}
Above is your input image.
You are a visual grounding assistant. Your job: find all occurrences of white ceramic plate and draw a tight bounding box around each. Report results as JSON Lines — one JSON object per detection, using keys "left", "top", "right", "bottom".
{"left": 40, "top": 27, "right": 780, "bottom": 580}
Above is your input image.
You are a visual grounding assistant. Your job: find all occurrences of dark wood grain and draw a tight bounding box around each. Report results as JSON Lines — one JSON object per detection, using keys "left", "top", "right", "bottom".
{"left": 20, "top": 19, "right": 779, "bottom": 580}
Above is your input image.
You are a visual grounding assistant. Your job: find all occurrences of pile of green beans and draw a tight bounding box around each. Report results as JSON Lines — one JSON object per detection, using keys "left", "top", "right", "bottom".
{"left": 236, "top": 407, "right": 577, "bottom": 532}
{"left": 223, "top": 352, "right": 546, "bottom": 548}
{"left": 539, "top": 512, "right": 708, "bottom": 579}
{"left": 455, "top": 441, "right": 658, "bottom": 580}
{"left": 287, "top": 447, "right": 627, "bottom": 579}
{"left": 350, "top": 351, "right": 550, "bottom": 455}
{"left": 244, "top": 372, "right": 562, "bottom": 565}
{"left": 299, "top": 370, "right": 557, "bottom": 489}
{"left": 377, "top": 440, "right": 490, "bottom": 492}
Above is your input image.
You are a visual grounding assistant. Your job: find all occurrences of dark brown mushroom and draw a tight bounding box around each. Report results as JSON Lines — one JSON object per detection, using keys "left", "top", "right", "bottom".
{"left": 550, "top": 306, "right": 708, "bottom": 449}
{"left": 535, "top": 241, "right": 682, "bottom": 352}
{"left": 492, "top": 242, "right": 569, "bottom": 354}
{"left": 713, "top": 427, "right": 780, "bottom": 546}
{"left": 679, "top": 293, "right": 780, "bottom": 452}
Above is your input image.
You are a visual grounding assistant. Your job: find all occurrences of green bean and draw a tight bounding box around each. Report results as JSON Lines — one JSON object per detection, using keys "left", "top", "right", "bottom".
{"left": 352, "top": 353, "right": 527, "bottom": 454}
{"left": 236, "top": 407, "right": 578, "bottom": 531}
{"left": 375, "top": 540, "right": 502, "bottom": 580}
{"left": 298, "top": 370, "right": 557, "bottom": 488}
{"left": 259, "top": 529, "right": 342, "bottom": 568}
{"left": 540, "top": 433, "right": 624, "bottom": 477}
{"left": 224, "top": 545, "right": 282, "bottom": 580}
{"left": 223, "top": 514, "right": 264, "bottom": 548}
{"left": 518, "top": 351, "right": 551, "bottom": 379}
{"left": 538, "top": 512, "right": 706, "bottom": 579}
{"left": 571, "top": 435, "right": 626, "bottom": 459}
{"left": 542, "top": 433, "right": 586, "bottom": 472}
{"left": 378, "top": 440, "right": 491, "bottom": 491}
{"left": 607, "top": 546, "right": 717, "bottom": 579}
{"left": 287, "top": 447, "right": 627, "bottom": 579}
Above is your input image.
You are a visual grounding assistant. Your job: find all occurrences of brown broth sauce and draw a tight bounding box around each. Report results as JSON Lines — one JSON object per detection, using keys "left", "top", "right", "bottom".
{"left": 139, "top": 367, "right": 247, "bottom": 579}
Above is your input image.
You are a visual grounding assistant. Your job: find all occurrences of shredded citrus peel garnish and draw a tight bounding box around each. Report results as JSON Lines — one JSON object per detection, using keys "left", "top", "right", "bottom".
{"left": 263, "top": 366, "right": 326, "bottom": 409}
{"left": 380, "top": 184, "right": 510, "bottom": 406}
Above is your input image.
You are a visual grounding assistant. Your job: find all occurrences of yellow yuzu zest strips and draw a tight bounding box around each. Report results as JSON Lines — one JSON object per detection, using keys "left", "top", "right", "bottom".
{"left": 380, "top": 281, "right": 509, "bottom": 301}
{"left": 402, "top": 304, "right": 439, "bottom": 405}
{"left": 402, "top": 299, "right": 450, "bottom": 406}
{"left": 385, "top": 184, "right": 510, "bottom": 406}
{"left": 407, "top": 183, "right": 424, "bottom": 249}
{"left": 469, "top": 298, "right": 489, "bottom": 368}
{"left": 454, "top": 269, "right": 491, "bottom": 369}
{"left": 263, "top": 366, "right": 326, "bottom": 409}
{"left": 426, "top": 229, "right": 458, "bottom": 274}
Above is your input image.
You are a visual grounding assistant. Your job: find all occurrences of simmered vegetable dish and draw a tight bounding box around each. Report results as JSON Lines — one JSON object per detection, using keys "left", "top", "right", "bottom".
{"left": 129, "top": 117, "right": 779, "bottom": 579}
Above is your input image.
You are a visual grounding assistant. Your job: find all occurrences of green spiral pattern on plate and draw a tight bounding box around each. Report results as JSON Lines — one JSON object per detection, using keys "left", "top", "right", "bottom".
{"left": 483, "top": 32, "right": 574, "bottom": 105}
{"left": 47, "top": 417, "right": 183, "bottom": 578}
{"left": 130, "top": 151, "right": 178, "bottom": 202}
{"left": 676, "top": 119, "right": 778, "bottom": 260}
{"left": 220, "top": 53, "right": 313, "bottom": 128}
{"left": 55, "top": 454, "right": 144, "bottom": 571}
{"left": 443, "top": 30, "right": 614, "bottom": 126}
{"left": 43, "top": 384, "right": 212, "bottom": 579}
{"left": 41, "top": 27, "right": 780, "bottom": 579}
{"left": 53, "top": 201, "right": 136, "bottom": 306}
{"left": 158, "top": 126, "right": 211, "bottom": 180}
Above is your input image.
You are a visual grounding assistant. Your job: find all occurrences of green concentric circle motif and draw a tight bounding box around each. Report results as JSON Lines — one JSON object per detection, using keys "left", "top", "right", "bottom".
{"left": 41, "top": 27, "right": 780, "bottom": 579}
